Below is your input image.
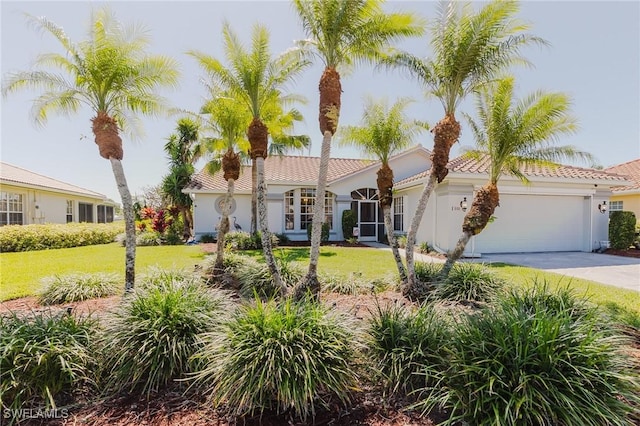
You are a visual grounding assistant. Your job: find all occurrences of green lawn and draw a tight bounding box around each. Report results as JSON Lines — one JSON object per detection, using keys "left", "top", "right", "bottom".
{"left": 0, "top": 243, "right": 207, "bottom": 301}
{"left": 2, "top": 244, "right": 639, "bottom": 316}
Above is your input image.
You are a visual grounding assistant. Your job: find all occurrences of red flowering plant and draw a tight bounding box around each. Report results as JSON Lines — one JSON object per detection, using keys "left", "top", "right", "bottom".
{"left": 151, "top": 209, "right": 173, "bottom": 235}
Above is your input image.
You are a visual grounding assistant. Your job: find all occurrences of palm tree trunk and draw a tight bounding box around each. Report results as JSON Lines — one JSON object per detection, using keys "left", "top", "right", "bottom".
{"left": 181, "top": 206, "right": 192, "bottom": 241}
{"left": 402, "top": 173, "right": 437, "bottom": 299}
{"left": 441, "top": 231, "right": 472, "bottom": 277}
{"left": 256, "top": 156, "right": 285, "bottom": 295}
{"left": 215, "top": 178, "right": 234, "bottom": 272}
{"left": 296, "top": 129, "right": 332, "bottom": 300}
{"left": 184, "top": 207, "right": 194, "bottom": 240}
{"left": 251, "top": 159, "right": 258, "bottom": 234}
{"left": 382, "top": 204, "right": 406, "bottom": 282}
{"left": 109, "top": 158, "right": 136, "bottom": 292}
{"left": 441, "top": 183, "right": 499, "bottom": 277}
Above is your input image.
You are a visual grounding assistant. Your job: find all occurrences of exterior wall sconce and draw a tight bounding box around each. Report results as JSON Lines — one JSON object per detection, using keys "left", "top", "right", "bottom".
{"left": 598, "top": 201, "right": 607, "bottom": 214}
{"left": 460, "top": 197, "right": 468, "bottom": 212}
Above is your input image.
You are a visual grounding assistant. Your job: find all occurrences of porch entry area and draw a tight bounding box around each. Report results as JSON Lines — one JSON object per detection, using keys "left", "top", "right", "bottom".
{"left": 351, "top": 188, "right": 385, "bottom": 243}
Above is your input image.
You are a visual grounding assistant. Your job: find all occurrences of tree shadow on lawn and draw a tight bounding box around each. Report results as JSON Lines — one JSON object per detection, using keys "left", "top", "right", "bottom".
{"left": 243, "top": 248, "right": 338, "bottom": 263}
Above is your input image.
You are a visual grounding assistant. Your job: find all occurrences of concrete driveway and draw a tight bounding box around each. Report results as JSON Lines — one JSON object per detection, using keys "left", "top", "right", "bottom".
{"left": 468, "top": 252, "right": 640, "bottom": 292}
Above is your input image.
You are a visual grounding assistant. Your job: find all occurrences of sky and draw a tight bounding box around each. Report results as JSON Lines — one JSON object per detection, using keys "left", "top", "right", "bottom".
{"left": 1, "top": 1, "right": 639, "bottom": 204}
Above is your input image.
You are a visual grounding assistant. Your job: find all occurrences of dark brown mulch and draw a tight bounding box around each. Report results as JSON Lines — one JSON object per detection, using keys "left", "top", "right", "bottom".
{"left": 603, "top": 248, "right": 640, "bottom": 259}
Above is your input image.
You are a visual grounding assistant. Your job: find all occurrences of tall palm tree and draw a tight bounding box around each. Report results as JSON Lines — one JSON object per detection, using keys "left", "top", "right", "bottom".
{"left": 199, "top": 96, "right": 251, "bottom": 273}
{"left": 162, "top": 117, "right": 203, "bottom": 240}
{"left": 339, "top": 97, "right": 426, "bottom": 282}
{"left": 292, "top": 0, "right": 424, "bottom": 299}
{"left": 441, "top": 77, "right": 590, "bottom": 276}
{"left": 189, "top": 22, "right": 309, "bottom": 295}
{"left": 382, "top": 0, "right": 545, "bottom": 298}
{"left": 1, "top": 8, "right": 179, "bottom": 291}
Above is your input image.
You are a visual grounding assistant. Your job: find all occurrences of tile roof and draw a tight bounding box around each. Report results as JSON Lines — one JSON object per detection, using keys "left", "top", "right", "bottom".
{"left": 604, "top": 159, "right": 640, "bottom": 192}
{"left": 396, "top": 155, "right": 629, "bottom": 186}
{"left": 186, "top": 155, "right": 373, "bottom": 192}
{"left": 0, "top": 162, "right": 107, "bottom": 198}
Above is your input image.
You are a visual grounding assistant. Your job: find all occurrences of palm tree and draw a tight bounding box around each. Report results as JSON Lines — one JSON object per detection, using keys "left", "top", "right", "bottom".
{"left": 441, "top": 77, "right": 591, "bottom": 276}
{"left": 382, "top": 0, "right": 545, "bottom": 298}
{"left": 162, "top": 117, "right": 203, "bottom": 240}
{"left": 1, "top": 9, "right": 179, "bottom": 291}
{"left": 292, "top": 0, "right": 424, "bottom": 299}
{"left": 189, "top": 22, "right": 309, "bottom": 295}
{"left": 340, "top": 97, "right": 426, "bottom": 282}
{"left": 199, "top": 96, "right": 251, "bottom": 273}
{"left": 249, "top": 104, "right": 311, "bottom": 235}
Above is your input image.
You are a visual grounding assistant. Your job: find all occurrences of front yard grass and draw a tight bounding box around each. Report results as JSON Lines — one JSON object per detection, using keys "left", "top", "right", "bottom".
{"left": 2, "top": 244, "right": 639, "bottom": 316}
{"left": 0, "top": 243, "right": 206, "bottom": 301}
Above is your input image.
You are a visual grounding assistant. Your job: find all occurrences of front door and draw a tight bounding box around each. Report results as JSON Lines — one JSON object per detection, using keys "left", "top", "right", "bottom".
{"left": 358, "top": 200, "right": 378, "bottom": 242}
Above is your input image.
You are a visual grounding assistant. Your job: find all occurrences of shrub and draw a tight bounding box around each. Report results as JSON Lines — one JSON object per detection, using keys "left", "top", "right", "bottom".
{"left": 274, "top": 232, "right": 290, "bottom": 245}
{"left": 421, "top": 284, "right": 640, "bottom": 425}
{"left": 609, "top": 211, "right": 637, "bottom": 250}
{"left": 136, "top": 231, "right": 161, "bottom": 246}
{"left": 99, "top": 280, "right": 229, "bottom": 396}
{"left": 38, "top": 273, "right": 121, "bottom": 305}
{"left": 0, "top": 222, "right": 123, "bottom": 252}
{"left": 366, "top": 301, "right": 450, "bottom": 396}
{"left": 199, "top": 233, "right": 216, "bottom": 243}
{"left": 191, "top": 298, "right": 360, "bottom": 421}
{"left": 435, "top": 262, "right": 505, "bottom": 303}
{"left": 418, "top": 241, "right": 433, "bottom": 254}
{"left": 0, "top": 312, "right": 97, "bottom": 411}
{"left": 397, "top": 235, "right": 407, "bottom": 249}
{"left": 341, "top": 210, "right": 357, "bottom": 239}
{"left": 306, "top": 223, "right": 330, "bottom": 243}
{"left": 226, "top": 231, "right": 279, "bottom": 250}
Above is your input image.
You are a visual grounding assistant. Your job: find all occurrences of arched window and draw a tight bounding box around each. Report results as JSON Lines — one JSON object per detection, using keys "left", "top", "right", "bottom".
{"left": 351, "top": 188, "right": 378, "bottom": 201}
{"left": 284, "top": 188, "right": 334, "bottom": 231}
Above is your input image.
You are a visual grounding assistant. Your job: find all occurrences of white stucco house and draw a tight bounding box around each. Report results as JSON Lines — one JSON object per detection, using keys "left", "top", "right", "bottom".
{"left": 184, "top": 145, "right": 629, "bottom": 255}
{"left": 0, "top": 162, "right": 117, "bottom": 226}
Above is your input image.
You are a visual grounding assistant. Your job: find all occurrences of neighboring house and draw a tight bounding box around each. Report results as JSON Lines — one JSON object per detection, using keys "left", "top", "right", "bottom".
{"left": 604, "top": 159, "right": 640, "bottom": 221}
{"left": 0, "top": 162, "right": 117, "bottom": 226}
{"left": 184, "top": 145, "right": 630, "bottom": 255}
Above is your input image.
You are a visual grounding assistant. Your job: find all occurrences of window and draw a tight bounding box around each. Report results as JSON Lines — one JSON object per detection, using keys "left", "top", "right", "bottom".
{"left": 66, "top": 200, "right": 74, "bottom": 223}
{"left": 0, "top": 192, "right": 23, "bottom": 226}
{"left": 393, "top": 196, "right": 404, "bottom": 232}
{"left": 284, "top": 191, "right": 294, "bottom": 230}
{"left": 97, "top": 205, "right": 114, "bottom": 223}
{"left": 609, "top": 200, "right": 623, "bottom": 212}
{"left": 78, "top": 203, "right": 93, "bottom": 222}
{"left": 284, "top": 188, "right": 334, "bottom": 231}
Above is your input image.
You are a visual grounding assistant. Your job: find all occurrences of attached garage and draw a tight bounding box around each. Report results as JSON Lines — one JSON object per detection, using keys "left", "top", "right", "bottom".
{"left": 470, "top": 194, "right": 587, "bottom": 253}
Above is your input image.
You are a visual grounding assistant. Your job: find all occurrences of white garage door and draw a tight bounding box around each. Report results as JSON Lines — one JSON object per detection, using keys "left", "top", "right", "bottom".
{"left": 472, "top": 194, "right": 585, "bottom": 254}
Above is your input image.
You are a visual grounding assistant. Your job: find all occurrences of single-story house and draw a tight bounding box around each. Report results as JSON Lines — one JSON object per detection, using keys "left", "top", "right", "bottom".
{"left": 0, "top": 162, "right": 117, "bottom": 226}
{"left": 604, "top": 159, "right": 640, "bottom": 221}
{"left": 184, "top": 145, "right": 630, "bottom": 255}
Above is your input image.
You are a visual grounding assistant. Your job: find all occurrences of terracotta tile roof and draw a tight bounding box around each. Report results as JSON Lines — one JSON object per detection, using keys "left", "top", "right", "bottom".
{"left": 0, "top": 162, "right": 107, "bottom": 198}
{"left": 604, "top": 159, "right": 640, "bottom": 192}
{"left": 186, "top": 155, "right": 373, "bottom": 192}
{"left": 396, "top": 155, "right": 629, "bottom": 186}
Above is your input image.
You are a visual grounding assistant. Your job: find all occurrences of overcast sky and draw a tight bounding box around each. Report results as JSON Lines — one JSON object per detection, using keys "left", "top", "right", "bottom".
{"left": 1, "top": 1, "right": 639, "bottom": 203}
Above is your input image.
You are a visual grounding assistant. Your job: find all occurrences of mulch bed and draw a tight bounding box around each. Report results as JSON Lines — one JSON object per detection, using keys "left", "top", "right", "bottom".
{"left": 604, "top": 248, "right": 640, "bottom": 259}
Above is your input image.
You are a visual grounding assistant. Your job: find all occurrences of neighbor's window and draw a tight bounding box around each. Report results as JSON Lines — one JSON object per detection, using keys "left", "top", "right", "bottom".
{"left": 97, "top": 205, "right": 114, "bottom": 223}
{"left": 78, "top": 202, "right": 93, "bottom": 223}
{"left": 284, "top": 188, "right": 334, "bottom": 231}
{"left": 0, "top": 192, "right": 23, "bottom": 226}
{"left": 393, "top": 196, "right": 404, "bottom": 232}
{"left": 66, "top": 200, "right": 74, "bottom": 223}
{"left": 609, "top": 200, "right": 623, "bottom": 212}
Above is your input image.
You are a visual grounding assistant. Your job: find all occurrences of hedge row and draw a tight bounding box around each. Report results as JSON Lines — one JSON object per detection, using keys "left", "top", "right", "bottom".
{"left": 0, "top": 222, "right": 124, "bottom": 252}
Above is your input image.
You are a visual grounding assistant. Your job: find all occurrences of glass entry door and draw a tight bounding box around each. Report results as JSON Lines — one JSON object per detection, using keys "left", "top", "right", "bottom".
{"left": 358, "top": 201, "right": 378, "bottom": 241}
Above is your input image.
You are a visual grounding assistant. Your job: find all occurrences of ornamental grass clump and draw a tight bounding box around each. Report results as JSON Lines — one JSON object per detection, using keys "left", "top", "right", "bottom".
{"left": 0, "top": 312, "right": 97, "bottom": 412}
{"left": 38, "top": 273, "right": 121, "bottom": 305}
{"left": 435, "top": 262, "right": 505, "bottom": 303}
{"left": 137, "top": 266, "right": 200, "bottom": 290}
{"left": 421, "top": 283, "right": 640, "bottom": 425}
{"left": 234, "top": 256, "right": 303, "bottom": 299}
{"left": 366, "top": 301, "right": 450, "bottom": 396}
{"left": 99, "top": 279, "right": 230, "bottom": 397}
{"left": 191, "top": 297, "right": 360, "bottom": 421}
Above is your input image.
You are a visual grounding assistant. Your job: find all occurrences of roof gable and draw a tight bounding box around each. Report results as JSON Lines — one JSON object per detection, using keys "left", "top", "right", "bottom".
{"left": 605, "top": 159, "right": 640, "bottom": 192}
{"left": 0, "top": 162, "right": 107, "bottom": 198}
